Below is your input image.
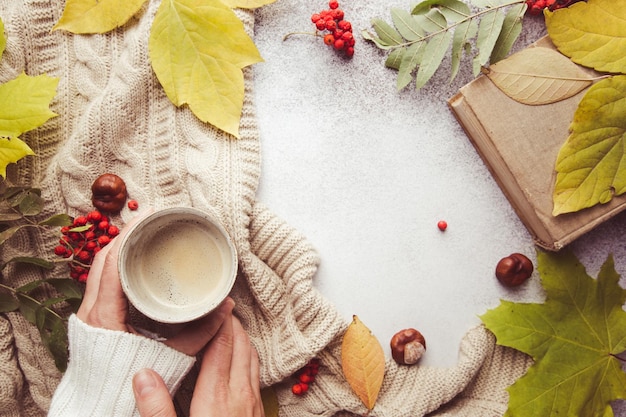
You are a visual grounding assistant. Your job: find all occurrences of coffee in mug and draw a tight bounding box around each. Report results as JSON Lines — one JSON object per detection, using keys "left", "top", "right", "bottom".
{"left": 118, "top": 207, "right": 237, "bottom": 323}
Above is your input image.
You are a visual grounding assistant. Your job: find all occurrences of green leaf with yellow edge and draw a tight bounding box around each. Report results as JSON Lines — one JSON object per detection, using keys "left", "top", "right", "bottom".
{"left": 545, "top": 0, "right": 626, "bottom": 74}
{"left": 552, "top": 75, "right": 626, "bottom": 215}
{"left": 481, "top": 250, "right": 626, "bottom": 417}
{"left": 149, "top": 0, "right": 263, "bottom": 138}
{"left": 341, "top": 315, "right": 385, "bottom": 411}
{"left": 53, "top": 0, "right": 147, "bottom": 34}
{"left": 219, "top": 0, "right": 276, "bottom": 9}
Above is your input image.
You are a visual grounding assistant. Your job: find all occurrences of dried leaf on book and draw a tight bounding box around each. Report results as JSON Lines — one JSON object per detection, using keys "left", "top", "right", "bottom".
{"left": 341, "top": 315, "right": 385, "bottom": 411}
{"left": 484, "top": 47, "right": 597, "bottom": 105}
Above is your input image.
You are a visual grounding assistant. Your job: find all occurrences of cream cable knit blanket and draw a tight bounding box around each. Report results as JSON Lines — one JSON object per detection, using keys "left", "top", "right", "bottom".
{"left": 0, "top": 0, "right": 532, "bottom": 416}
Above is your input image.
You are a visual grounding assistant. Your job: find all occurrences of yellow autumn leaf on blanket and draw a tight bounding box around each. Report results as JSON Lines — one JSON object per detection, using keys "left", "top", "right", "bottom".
{"left": 0, "top": 73, "right": 59, "bottom": 177}
{"left": 341, "top": 315, "right": 385, "bottom": 411}
{"left": 53, "top": 0, "right": 147, "bottom": 33}
{"left": 0, "top": 18, "right": 5, "bottom": 61}
{"left": 545, "top": 0, "right": 626, "bottom": 74}
{"left": 485, "top": 46, "right": 597, "bottom": 105}
{"left": 149, "top": 0, "right": 263, "bottom": 138}
{"left": 220, "top": 0, "right": 277, "bottom": 9}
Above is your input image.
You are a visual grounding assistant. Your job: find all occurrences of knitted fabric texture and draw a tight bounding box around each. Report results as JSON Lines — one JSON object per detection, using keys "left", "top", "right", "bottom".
{"left": 48, "top": 315, "right": 197, "bottom": 416}
{"left": 0, "top": 0, "right": 531, "bottom": 416}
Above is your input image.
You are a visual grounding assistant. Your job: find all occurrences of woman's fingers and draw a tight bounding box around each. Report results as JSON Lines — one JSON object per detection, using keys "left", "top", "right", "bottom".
{"left": 133, "top": 368, "right": 177, "bottom": 417}
{"left": 165, "top": 297, "right": 235, "bottom": 356}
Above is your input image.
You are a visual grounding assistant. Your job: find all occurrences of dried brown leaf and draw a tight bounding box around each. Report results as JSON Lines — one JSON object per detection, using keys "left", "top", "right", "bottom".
{"left": 341, "top": 315, "right": 385, "bottom": 410}
{"left": 485, "top": 46, "right": 598, "bottom": 105}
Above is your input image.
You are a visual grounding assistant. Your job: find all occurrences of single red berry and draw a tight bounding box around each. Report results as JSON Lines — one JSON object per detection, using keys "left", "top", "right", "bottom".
{"left": 323, "top": 34, "right": 335, "bottom": 45}
{"left": 333, "top": 29, "right": 344, "bottom": 39}
{"left": 338, "top": 20, "right": 351, "bottom": 31}
{"left": 107, "top": 225, "right": 120, "bottom": 237}
{"left": 98, "top": 220, "right": 109, "bottom": 231}
{"left": 77, "top": 250, "right": 91, "bottom": 262}
{"left": 97, "top": 235, "right": 111, "bottom": 246}
{"left": 345, "top": 37, "right": 355, "bottom": 47}
{"left": 342, "top": 31, "right": 353, "bottom": 41}
{"left": 54, "top": 245, "right": 67, "bottom": 256}
{"left": 315, "top": 19, "right": 326, "bottom": 30}
{"left": 311, "top": 13, "right": 321, "bottom": 23}
{"left": 60, "top": 226, "right": 70, "bottom": 234}
{"left": 437, "top": 220, "right": 448, "bottom": 231}
{"left": 73, "top": 216, "right": 88, "bottom": 226}
{"left": 298, "top": 382, "right": 309, "bottom": 393}
{"left": 87, "top": 210, "right": 102, "bottom": 222}
{"left": 128, "top": 200, "right": 139, "bottom": 210}
{"left": 345, "top": 46, "right": 355, "bottom": 57}
{"left": 85, "top": 241, "right": 98, "bottom": 251}
{"left": 299, "top": 373, "right": 314, "bottom": 384}
{"left": 333, "top": 38, "right": 345, "bottom": 50}
{"left": 78, "top": 273, "right": 89, "bottom": 283}
{"left": 325, "top": 19, "right": 337, "bottom": 31}
{"left": 85, "top": 230, "right": 96, "bottom": 240}
{"left": 328, "top": 0, "right": 339, "bottom": 9}
{"left": 291, "top": 383, "right": 304, "bottom": 395}
{"left": 332, "top": 9, "right": 344, "bottom": 20}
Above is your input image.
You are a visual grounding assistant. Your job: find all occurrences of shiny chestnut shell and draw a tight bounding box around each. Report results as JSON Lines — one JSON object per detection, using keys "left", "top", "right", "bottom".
{"left": 495, "top": 253, "right": 533, "bottom": 287}
{"left": 91, "top": 173, "right": 127, "bottom": 213}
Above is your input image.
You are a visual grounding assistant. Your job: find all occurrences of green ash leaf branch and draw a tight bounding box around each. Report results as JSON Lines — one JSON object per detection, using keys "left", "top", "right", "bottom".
{"left": 362, "top": 0, "right": 527, "bottom": 90}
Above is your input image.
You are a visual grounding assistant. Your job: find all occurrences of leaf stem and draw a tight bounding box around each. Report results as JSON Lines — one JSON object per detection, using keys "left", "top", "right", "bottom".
{"left": 381, "top": 0, "right": 526, "bottom": 50}
{"left": 0, "top": 282, "right": 66, "bottom": 322}
{"left": 283, "top": 31, "right": 324, "bottom": 41}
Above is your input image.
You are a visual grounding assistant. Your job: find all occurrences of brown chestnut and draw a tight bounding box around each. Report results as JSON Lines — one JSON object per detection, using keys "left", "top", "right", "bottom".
{"left": 91, "top": 173, "right": 127, "bottom": 213}
{"left": 495, "top": 253, "right": 533, "bottom": 287}
{"left": 390, "top": 328, "right": 426, "bottom": 365}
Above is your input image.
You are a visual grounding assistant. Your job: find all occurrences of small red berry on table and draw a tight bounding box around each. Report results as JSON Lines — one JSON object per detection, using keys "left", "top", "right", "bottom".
{"left": 437, "top": 220, "right": 448, "bottom": 231}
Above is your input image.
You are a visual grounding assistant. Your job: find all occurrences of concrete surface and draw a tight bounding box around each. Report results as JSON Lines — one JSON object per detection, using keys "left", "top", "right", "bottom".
{"left": 252, "top": 1, "right": 626, "bottom": 411}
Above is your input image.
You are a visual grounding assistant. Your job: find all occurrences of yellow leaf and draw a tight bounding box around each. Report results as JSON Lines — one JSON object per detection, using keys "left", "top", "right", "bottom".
{"left": 0, "top": 18, "right": 6, "bottom": 60}
{"left": 552, "top": 75, "right": 626, "bottom": 215}
{"left": 0, "top": 137, "right": 35, "bottom": 178}
{"left": 545, "top": 0, "right": 626, "bottom": 74}
{"left": 260, "top": 387, "right": 279, "bottom": 417}
{"left": 485, "top": 46, "right": 597, "bottom": 105}
{"left": 149, "top": 0, "right": 263, "bottom": 138}
{"left": 341, "top": 315, "right": 385, "bottom": 411}
{"left": 220, "top": 0, "right": 277, "bottom": 9}
{"left": 53, "top": 0, "right": 147, "bottom": 34}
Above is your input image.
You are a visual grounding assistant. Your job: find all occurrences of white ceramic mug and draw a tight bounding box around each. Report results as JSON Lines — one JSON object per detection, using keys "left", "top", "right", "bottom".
{"left": 118, "top": 207, "right": 237, "bottom": 323}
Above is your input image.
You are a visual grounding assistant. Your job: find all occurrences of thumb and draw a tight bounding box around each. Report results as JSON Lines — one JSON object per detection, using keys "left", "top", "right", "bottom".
{"left": 133, "top": 368, "right": 177, "bottom": 417}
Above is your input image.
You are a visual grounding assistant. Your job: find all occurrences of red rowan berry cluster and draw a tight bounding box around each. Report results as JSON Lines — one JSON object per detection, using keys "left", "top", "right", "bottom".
{"left": 525, "top": 0, "right": 583, "bottom": 15}
{"left": 53, "top": 210, "right": 119, "bottom": 283}
{"left": 291, "top": 358, "right": 320, "bottom": 395}
{"left": 311, "top": 0, "right": 355, "bottom": 57}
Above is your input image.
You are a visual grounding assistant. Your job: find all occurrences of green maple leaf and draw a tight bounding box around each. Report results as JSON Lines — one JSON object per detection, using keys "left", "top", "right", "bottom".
{"left": 481, "top": 250, "right": 626, "bottom": 417}
{"left": 0, "top": 73, "right": 59, "bottom": 177}
{"left": 148, "top": 0, "right": 263, "bottom": 138}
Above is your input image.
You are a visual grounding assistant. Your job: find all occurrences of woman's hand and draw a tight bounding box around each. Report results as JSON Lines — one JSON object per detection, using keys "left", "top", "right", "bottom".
{"left": 76, "top": 214, "right": 234, "bottom": 356}
{"left": 133, "top": 313, "right": 265, "bottom": 417}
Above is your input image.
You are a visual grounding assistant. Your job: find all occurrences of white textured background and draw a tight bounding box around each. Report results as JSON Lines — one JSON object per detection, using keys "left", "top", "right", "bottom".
{"left": 252, "top": 0, "right": 626, "bottom": 412}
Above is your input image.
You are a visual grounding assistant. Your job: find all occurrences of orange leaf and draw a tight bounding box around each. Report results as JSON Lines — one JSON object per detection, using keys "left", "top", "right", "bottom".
{"left": 341, "top": 315, "right": 385, "bottom": 410}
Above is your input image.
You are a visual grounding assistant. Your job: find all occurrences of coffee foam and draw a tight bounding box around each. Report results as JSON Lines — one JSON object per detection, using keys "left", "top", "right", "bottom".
{"left": 137, "top": 220, "right": 225, "bottom": 307}
{"left": 119, "top": 208, "right": 237, "bottom": 323}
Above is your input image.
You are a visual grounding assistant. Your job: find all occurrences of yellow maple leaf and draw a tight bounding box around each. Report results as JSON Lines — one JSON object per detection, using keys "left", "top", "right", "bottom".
{"left": 149, "top": 0, "right": 263, "bottom": 138}
{"left": 341, "top": 315, "right": 386, "bottom": 411}
{"left": 53, "top": 0, "right": 147, "bottom": 34}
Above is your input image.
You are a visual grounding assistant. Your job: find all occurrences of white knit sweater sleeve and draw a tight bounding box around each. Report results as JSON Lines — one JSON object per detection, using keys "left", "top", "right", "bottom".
{"left": 48, "top": 314, "right": 196, "bottom": 417}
